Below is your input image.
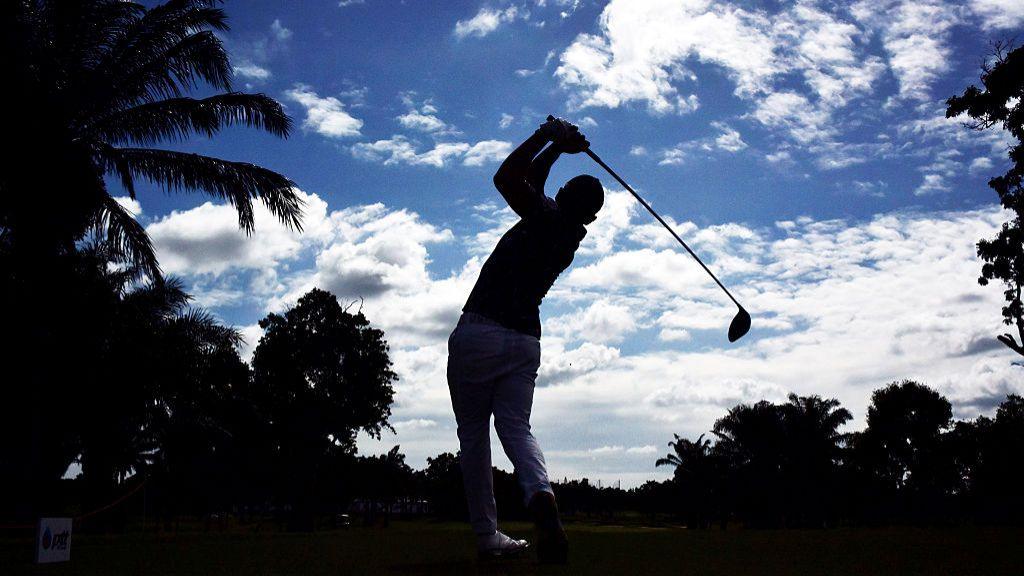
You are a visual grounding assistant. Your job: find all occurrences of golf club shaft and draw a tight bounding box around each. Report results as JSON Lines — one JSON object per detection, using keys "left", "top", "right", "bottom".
{"left": 584, "top": 148, "right": 743, "bottom": 309}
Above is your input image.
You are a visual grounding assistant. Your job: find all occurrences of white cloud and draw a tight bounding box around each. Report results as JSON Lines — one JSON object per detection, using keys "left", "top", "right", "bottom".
{"left": 554, "top": 0, "right": 775, "bottom": 113}
{"left": 147, "top": 189, "right": 330, "bottom": 277}
{"left": 554, "top": 0, "right": 955, "bottom": 169}
{"left": 284, "top": 84, "right": 364, "bottom": 138}
{"left": 914, "top": 173, "right": 950, "bottom": 196}
{"left": 392, "top": 418, "right": 438, "bottom": 431}
{"left": 351, "top": 136, "right": 511, "bottom": 168}
{"left": 711, "top": 121, "right": 747, "bottom": 152}
{"left": 454, "top": 6, "right": 519, "bottom": 39}
{"left": 113, "top": 196, "right": 142, "bottom": 217}
{"left": 396, "top": 96, "right": 455, "bottom": 134}
{"left": 162, "top": 187, "right": 1021, "bottom": 485}
{"left": 852, "top": 0, "right": 958, "bottom": 101}
{"left": 237, "top": 324, "right": 263, "bottom": 363}
{"left": 969, "top": 0, "right": 1024, "bottom": 30}
{"left": 657, "top": 121, "right": 749, "bottom": 164}
{"left": 397, "top": 111, "right": 447, "bottom": 133}
{"left": 233, "top": 62, "right": 271, "bottom": 81}
{"left": 547, "top": 299, "right": 640, "bottom": 344}
{"left": 270, "top": 19, "right": 292, "bottom": 41}
{"left": 499, "top": 113, "right": 515, "bottom": 129}
{"left": 969, "top": 156, "right": 994, "bottom": 175}
{"left": 463, "top": 140, "right": 514, "bottom": 166}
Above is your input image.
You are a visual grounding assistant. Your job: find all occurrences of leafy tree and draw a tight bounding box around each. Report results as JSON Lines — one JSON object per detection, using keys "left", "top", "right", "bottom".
{"left": 251, "top": 288, "right": 397, "bottom": 528}
{"left": 972, "top": 395, "right": 1024, "bottom": 523}
{"left": 350, "top": 446, "right": 414, "bottom": 525}
{"left": 422, "top": 452, "right": 467, "bottom": 520}
{"left": 854, "top": 380, "right": 954, "bottom": 521}
{"left": 1, "top": 0, "right": 303, "bottom": 279}
{"left": 946, "top": 43, "right": 1024, "bottom": 358}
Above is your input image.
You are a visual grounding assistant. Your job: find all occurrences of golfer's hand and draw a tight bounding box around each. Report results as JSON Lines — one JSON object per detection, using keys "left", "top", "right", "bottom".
{"left": 538, "top": 116, "right": 578, "bottom": 143}
{"left": 557, "top": 131, "right": 589, "bottom": 154}
{"left": 539, "top": 116, "right": 588, "bottom": 153}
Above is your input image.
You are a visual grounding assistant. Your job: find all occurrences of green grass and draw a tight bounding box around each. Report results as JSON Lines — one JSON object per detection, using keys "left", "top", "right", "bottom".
{"left": 2, "top": 521, "right": 1022, "bottom": 575}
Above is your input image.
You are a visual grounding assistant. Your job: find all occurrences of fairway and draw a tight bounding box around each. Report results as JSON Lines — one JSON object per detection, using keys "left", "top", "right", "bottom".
{"left": 3, "top": 522, "right": 1022, "bottom": 575}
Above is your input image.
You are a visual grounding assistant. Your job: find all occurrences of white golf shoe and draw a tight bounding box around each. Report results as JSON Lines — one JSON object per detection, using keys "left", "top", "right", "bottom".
{"left": 477, "top": 530, "right": 530, "bottom": 558}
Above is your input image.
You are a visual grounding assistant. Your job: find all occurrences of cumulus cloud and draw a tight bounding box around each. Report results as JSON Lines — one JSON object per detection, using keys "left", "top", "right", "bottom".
{"left": 158, "top": 190, "right": 1022, "bottom": 485}
{"left": 969, "top": 0, "right": 1024, "bottom": 30}
{"left": 396, "top": 95, "right": 456, "bottom": 134}
{"left": 851, "top": 0, "right": 958, "bottom": 102}
{"left": 233, "top": 62, "right": 271, "bottom": 81}
{"left": 351, "top": 135, "right": 511, "bottom": 167}
{"left": 969, "top": 157, "right": 995, "bottom": 175}
{"left": 658, "top": 121, "right": 749, "bottom": 165}
{"left": 113, "top": 196, "right": 142, "bottom": 217}
{"left": 284, "top": 84, "right": 364, "bottom": 138}
{"left": 547, "top": 299, "right": 640, "bottom": 344}
{"left": 551, "top": 0, "right": 986, "bottom": 172}
{"left": 556, "top": 0, "right": 772, "bottom": 113}
{"left": 147, "top": 190, "right": 327, "bottom": 276}
{"left": 454, "top": 6, "right": 520, "bottom": 39}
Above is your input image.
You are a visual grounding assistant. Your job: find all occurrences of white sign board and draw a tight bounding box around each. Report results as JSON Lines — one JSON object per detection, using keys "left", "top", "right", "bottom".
{"left": 36, "top": 517, "right": 72, "bottom": 564}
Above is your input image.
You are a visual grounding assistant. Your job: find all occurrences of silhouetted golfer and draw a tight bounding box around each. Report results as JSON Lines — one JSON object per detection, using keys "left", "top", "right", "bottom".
{"left": 447, "top": 117, "right": 603, "bottom": 563}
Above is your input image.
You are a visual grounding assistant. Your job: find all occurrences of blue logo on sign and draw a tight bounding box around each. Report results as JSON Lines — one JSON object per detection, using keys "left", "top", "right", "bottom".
{"left": 42, "top": 527, "right": 52, "bottom": 549}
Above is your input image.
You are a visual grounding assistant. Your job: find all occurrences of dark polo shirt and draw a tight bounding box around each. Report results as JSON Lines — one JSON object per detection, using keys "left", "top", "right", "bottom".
{"left": 463, "top": 196, "right": 586, "bottom": 338}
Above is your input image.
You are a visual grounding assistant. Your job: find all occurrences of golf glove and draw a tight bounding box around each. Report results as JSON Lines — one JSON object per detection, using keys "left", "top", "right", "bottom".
{"left": 538, "top": 116, "right": 578, "bottom": 143}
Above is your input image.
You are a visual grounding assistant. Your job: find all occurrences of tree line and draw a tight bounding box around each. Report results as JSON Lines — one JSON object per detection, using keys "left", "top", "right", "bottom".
{"left": 418, "top": 385, "right": 1023, "bottom": 530}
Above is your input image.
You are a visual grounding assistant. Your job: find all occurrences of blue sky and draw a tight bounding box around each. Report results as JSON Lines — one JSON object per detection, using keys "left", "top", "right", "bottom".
{"left": 123, "top": 0, "right": 1023, "bottom": 486}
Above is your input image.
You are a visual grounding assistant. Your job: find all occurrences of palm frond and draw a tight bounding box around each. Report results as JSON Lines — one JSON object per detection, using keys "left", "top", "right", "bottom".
{"left": 101, "top": 0, "right": 228, "bottom": 81}
{"left": 98, "top": 146, "right": 304, "bottom": 233}
{"left": 102, "top": 29, "right": 232, "bottom": 111}
{"left": 124, "top": 276, "right": 191, "bottom": 318}
{"left": 45, "top": 0, "right": 143, "bottom": 73}
{"left": 85, "top": 93, "right": 291, "bottom": 146}
{"left": 169, "top": 308, "right": 243, "bottom": 350}
{"left": 88, "top": 194, "right": 162, "bottom": 282}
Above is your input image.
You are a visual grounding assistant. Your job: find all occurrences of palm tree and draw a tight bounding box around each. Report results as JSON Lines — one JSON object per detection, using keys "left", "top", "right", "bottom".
{"left": 72, "top": 245, "right": 245, "bottom": 496}
{"left": 781, "top": 394, "right": 852, "bottom": 526}
{"left": 656, "top": 433, "right": 722, "bottom": 528}
{"left": 2, "top": 0, "right": 303, "bottom": 279}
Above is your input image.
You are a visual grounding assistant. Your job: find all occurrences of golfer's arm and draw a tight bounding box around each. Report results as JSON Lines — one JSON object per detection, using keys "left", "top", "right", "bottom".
{"left": 493, "top": 131, "right": 550, "bottom": 218}
{"left": 527, "top": 144, "right": 562, "bottom": 196}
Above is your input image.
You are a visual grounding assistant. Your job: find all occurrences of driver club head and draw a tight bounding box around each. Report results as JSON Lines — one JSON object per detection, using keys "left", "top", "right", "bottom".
{"left": 728, "top": 307, "right": 751, "bottom": 342}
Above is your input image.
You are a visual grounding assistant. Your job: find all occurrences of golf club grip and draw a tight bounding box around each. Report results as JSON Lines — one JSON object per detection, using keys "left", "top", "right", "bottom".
{"left": 583, "top": 148, "right": 742, "bottom": 309}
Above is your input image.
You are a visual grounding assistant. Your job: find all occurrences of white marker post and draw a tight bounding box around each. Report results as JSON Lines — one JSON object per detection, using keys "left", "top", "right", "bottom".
{"left": 36, "top": 517, "right": 72, "bottom": 564}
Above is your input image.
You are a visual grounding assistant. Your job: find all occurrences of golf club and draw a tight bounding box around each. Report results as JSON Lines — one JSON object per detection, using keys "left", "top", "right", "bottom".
{"left": 552, "top": 117, "right": 751, "bottom": 342}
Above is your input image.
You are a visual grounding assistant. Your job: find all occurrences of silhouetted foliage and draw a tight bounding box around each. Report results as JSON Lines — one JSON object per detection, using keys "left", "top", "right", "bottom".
{"left": 0, "top": 0, "right": 304, "bottom": 523}
{"left": 422, "top": 452, "right": 468, "bottom": 521}
{"left": 947, "top": 42, "right": 1024, "bottom": 358}
{"left": 1, "top": 0, "right": 302, "bottom": 280}
{"left": 656, "top": 433, "right": 725, "bottom": 527}
{"left": 251, "top": 288, "right": 397, "bottom": 529}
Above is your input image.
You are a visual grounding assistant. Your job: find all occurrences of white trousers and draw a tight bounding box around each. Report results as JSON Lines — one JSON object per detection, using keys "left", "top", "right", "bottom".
{"left": 447, "top": 312, "right": 553, "bottom": 535}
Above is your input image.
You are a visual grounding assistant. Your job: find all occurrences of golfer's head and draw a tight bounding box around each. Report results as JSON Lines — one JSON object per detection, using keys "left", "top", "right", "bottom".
{"left": 556, "top": 174, "right": 603, "bottom": 225}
